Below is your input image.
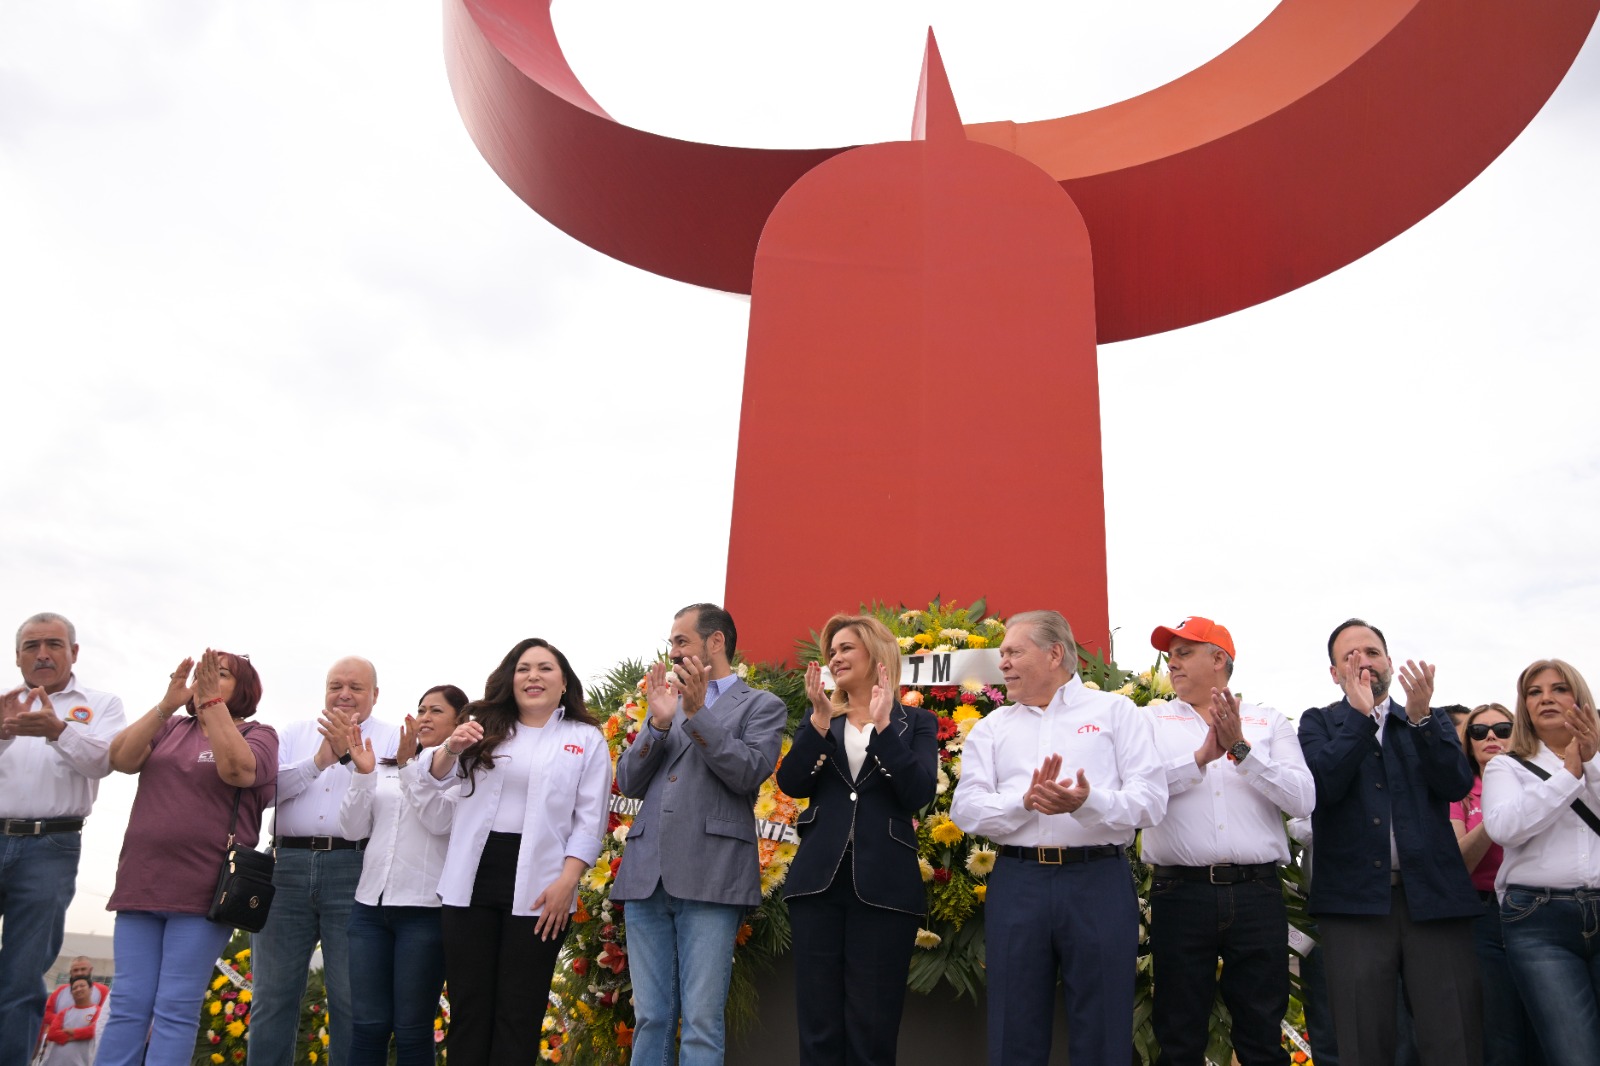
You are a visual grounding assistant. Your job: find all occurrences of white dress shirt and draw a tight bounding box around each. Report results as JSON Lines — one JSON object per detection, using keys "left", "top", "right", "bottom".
{"left": 432, "top": 712, "right": 612, "bottom": 915}
{"left": 0, "top": 676, "right": 125, "bottom": 819}
{"left": 340, "top": 753, "right": 457, "bottom": 907}
{"left": 951, "top": 676, "right": 1167, "bottom": 847}
{"left": 271, "top": 715, "right": 399, "bottom": 839}
{"left": 1140, "top": 698, "right": 1314, "bottom": 866}
{"left": 1482, "top": 742, "right": 1600, "bottom": 895}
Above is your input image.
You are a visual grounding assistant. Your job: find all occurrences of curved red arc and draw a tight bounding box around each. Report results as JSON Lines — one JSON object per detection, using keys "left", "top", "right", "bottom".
{"left": 447, "top": 0, "right": 1598, "bottom": 342}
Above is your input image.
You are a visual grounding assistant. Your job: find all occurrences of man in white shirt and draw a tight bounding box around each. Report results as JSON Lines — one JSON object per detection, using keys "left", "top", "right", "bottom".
{"left": 248, "top": 656, "right": 396, "bottom": 1066}
{"left": 1141, "top": 616, "right": 1314, "bottom": 1066}
{"left": 950, "top": 609, "right": 1166, "bottom": 1066}
{"left": 0, "top": 612, "right": 124, "bottom": 1066}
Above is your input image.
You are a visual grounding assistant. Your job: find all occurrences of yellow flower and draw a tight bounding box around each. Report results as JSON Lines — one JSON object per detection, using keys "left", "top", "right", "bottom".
{"left": 919, "top": 857, "right": 935, "bottom": 882}
{"left": 1114, "top": 682, "right": 1135, "bottom": 697}
{"left": 226, "top": 1020, "right": 245, "bottom": 1038}
{"left": 913, "top": 633, "right": 936, "bottom": 647}
{"left": 235, "top": 948, "right": 250, "bottom": 958}
{"left": 965, "top": 848, "right": 997, "bottom": 877}
{"left": 211, "top": 1055, "right": 224, "bottom": 1064}
{"left": 951, "top": 705, "right": 980, "bottom": 723}
{"left": 238, "top": 990, "right": 251, "bottom": 1003}
{"left": 973, "top": 884, "right": 987, "bottom": 903}
{"left": 896, "top": 636, "right": 915, "bottom": 652}
{"left": 584, "top": 862, "right": 613, "bottom": 892}
{"left": 209, "top": 1001, "right": 222, "bottom": 1016}
{"left": 915, "top": 928, "right": 942, "bottom": 949}
{"left": 967, "top": 635, "right": 988, "bottom": 648}
{"left": 899, "top": 610, "right": 924, "bottom": 622}
{"left": 211, "top": 975, "right": 228, "bottom": 991}
{"left": 753, "top": 793, "right": 778, "bottom": 820}
{"left": 773, "top": 841, "right": 798, "bottom": 863}
{"left": 760, "top": 859, "right": 789, "bottom": 896}
{"left": 321, "top": 1032, "right": 330, "bottom": 1046}
{"left": 308, "top": 1056, "right": 318, "bottom": 1064}
{"left": 930, "top": 820, "right": 964, "bottom": 847}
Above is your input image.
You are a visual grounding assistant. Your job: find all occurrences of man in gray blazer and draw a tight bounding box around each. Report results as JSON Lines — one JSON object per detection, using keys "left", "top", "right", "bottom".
{"left": 613, "top": 603, "right": 787, "bottom": 1066}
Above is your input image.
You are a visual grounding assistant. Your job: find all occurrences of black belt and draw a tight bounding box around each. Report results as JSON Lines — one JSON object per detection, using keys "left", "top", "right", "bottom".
{"left": 1, "top": 818, "right": 84, "bottom": 836}
{"left": 274, "top": 836, "right": 367, "bottom": 851}
{"left": 1152, "top": 862, "right": 1278, "bottom": 885}
{"left": 997, "top": 844, "right": 1122, "bottom": 865}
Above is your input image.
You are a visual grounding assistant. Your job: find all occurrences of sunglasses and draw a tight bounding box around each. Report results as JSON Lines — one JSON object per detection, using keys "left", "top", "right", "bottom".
{"left": 1467, "top": 721, "right": 1513, "bottom": 741}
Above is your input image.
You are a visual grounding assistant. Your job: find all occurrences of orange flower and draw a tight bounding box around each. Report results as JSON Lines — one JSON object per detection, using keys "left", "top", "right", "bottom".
{"left": 574, "top": 899, "right": 590, "bottom": 924}
{"left": 735, "top": 923, "right": 753, "bottom": 946}
{"left": 615, "top": 1022, "right": 634, "bottom": 1048}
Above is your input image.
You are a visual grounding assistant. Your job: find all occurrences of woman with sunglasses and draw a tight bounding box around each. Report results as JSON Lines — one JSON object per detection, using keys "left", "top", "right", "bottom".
{"left": 1451, "top": 704, "right": 1541, "bottom": 1066}
{"left": 1482, "top": 660, "right": 1600, "bottom": 1063}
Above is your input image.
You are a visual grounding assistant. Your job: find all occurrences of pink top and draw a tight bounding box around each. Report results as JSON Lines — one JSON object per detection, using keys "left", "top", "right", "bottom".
{"left": 108, "top": 716, "right": 277, "bottom": 915}
{"left": 1449, "top": 777, "right": 1502, "bottom": 893}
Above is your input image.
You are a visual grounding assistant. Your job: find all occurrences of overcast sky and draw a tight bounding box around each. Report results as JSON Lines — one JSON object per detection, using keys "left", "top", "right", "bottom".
{"left": 4, "top": 2, "right": 1596, "bottom": 936}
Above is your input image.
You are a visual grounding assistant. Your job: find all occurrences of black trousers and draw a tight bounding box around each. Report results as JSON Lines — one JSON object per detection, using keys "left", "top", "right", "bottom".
{"left": 441, "top": 832, "right": 569, "bottom": 1066}
{"left": 787, "top": 851, "right": 921, "bottom": 1066}
{"left": 1150, "top": 874, "right": 1289, "bottom": 1066}
{"left": 1319, "top": 887, "right": 1482, "bottom": 1066}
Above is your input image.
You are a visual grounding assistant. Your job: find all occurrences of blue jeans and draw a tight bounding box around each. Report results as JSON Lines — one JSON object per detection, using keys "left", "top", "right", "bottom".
{"left": 623, "top": 883, "right": 743, "bottom": 1066}
{"left": 1473, "top": 894, "right": 1543, "bottom": 1066}
{"left": 247, "top": 847, "right": 363, "bottom": 1066}
{"left": 346, "top": 901, "right": 445, "bottom": 1066}
{"left": 1501, "top": 885, "right": 1600, "bottom": 1063}
{"left": 0, "top": 831, "right": 80, "bottom": 1066}
{"left": 95, "top": 911, "right": 232, "bottom": 1066}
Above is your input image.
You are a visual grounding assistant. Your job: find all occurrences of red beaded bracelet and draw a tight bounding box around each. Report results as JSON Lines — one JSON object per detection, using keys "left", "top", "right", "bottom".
{"left": 196, "top": 697, "right": 227, "bottom": 712}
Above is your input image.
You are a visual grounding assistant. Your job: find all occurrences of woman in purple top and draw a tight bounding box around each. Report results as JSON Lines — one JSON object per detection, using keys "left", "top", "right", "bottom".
{"left": 1450, "top": 702, "right": 1542, "bottom": 1066}
{"left": 95, "top": 650, "right": 278, "bottom": 1066}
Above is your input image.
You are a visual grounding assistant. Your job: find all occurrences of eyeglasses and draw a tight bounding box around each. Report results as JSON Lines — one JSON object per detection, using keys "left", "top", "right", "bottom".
{"left": 1467, "top": 721, "right": 1513, "bottom": 741}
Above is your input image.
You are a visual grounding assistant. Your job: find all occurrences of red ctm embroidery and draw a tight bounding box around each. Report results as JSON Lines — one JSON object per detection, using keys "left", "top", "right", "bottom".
{"left": 564, "top": 743, "right": 585, "bottom": 755}
{"left": 1076, "top": 724, "right": 1102, "bottom": 734}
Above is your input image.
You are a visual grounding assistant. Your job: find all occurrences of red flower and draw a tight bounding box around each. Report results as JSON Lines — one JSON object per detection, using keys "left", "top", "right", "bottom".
{"left": 609, "top": 856, "right": 623, "bottom": 879}
{"left": 607, "top": 811, "right": 622, "bottom": 831}
{"left": 933, "top": 868, "right": 951, "bottom": 883}
{"left": 209, "top": 1032, "right": 222, "bottom": 1045}
{"left": 572, "top": 956, "right": 590, "bottom": 977}
{"left": 597, "top": 943, "right": 628, "bottom": 974}
{"left": 932, "top": 686, "right": 959, "bottom": 701}
{"left": 935, "top": 717, "right": 959, "bottom": 740}
{"left": 959, "top": 692, "right": 978, "bottom": 704}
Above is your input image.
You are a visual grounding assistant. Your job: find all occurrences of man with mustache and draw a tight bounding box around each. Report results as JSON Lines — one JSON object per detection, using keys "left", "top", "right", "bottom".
{"left": 0, "top": 613, "right": 124, "bottom": 1066}
{"left": 611, "top": 603, "right": 787, "bottom": 1066}
{"left": 1298, "top": 618, "right": 1482, "bottom": 1066}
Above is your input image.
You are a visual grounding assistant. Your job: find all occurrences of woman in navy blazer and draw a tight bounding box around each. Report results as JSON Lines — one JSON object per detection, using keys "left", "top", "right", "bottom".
{"left": 776, "top": 614, "right": 938, "bottom": 1066}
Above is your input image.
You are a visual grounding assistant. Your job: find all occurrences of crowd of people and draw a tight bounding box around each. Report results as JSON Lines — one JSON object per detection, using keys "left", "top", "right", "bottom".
{"left": 2, "top": 605, "right": 1598, "bottom": 1066}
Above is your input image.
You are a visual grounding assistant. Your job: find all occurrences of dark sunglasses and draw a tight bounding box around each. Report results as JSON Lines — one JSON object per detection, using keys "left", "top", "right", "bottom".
{"left": 1467, "top": 721, "right": 1513, "bottom": 741}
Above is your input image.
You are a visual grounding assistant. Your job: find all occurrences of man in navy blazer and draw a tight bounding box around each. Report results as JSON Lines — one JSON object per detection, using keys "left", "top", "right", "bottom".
{"left": 612, "top": 603, "right": 787, "bottom": 1066}
{"left": 1297, "top": 618, "right": 1482, "bottom": 1066}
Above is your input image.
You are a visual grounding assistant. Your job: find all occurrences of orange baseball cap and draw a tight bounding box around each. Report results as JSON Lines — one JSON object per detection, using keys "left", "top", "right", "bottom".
{"left": 1151, "top": 616, "right": 1236, "bottom": 659}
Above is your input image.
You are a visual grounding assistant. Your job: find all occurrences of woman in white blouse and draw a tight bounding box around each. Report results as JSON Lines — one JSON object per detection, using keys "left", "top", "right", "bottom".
{"left": 427, "top": 639, "right": 611, "bottom": 1065}
{"left": 1482, "top": 658, "right": 1600, "bottom": 1063}
{"left": 340, "top": 684, "right": 466, "bottom": 1066}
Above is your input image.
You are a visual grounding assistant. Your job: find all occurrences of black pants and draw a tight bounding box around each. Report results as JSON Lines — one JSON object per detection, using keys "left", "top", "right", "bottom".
{"left": 787, "top": 852, "right": 921, "bottom": 1066}
{"left": 1319, "top": 887, "right": 1482, "bottom": 1066}
{"left": 441, "top": 832, "right": 569, "bottom": 1066}
{"left": 1150, "top": 874, "right": 1289, "bottom": 1066}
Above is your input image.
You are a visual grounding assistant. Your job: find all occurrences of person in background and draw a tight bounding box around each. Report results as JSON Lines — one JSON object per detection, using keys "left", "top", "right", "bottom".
{"left": 1142, "top": 616, "right": 1314, "bottom": 1066}
{"left": 776, "top": 614, "right": 937, "bottom": 1066}
{"left": 39, "top": 957, "right": 107, "bottom": 1055}
{"left": 0, "top": 612, "right": 125, "bottom": 1066}
{"left": 1482, "top": 659, "right": 1600, "bottom": 1063}
{"left": 428, "top": 640, "right": 610, "bottom": 1065}
{"left": 951, "top": 609, "right": 1166, "bottom": 1066}
{"left": 1451, "top": 702, "right": 1543, "bottom": 1066}
{"left": 341, "top": 684, "right": 467, "bottom": 1065}
{"left": 38, "top": 975, "right": 103, "bottom": 1066}
{"left": 95, "top": 650, "right": 277, "bottom": 1066}
{"left": 249, "top": 656, "right": 395, "bottom": 1066}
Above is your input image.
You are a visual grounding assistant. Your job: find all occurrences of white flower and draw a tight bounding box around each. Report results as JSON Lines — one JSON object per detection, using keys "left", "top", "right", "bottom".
{"left": 939, "top": 628, "right": 969, "bottom": 642}
{"left": 900, "top": 610, "right": 924, "bottom": 622}
{"left": 1146, "top": 698, "right": 1169, "bottom": 708}
{"left": 959, "top": 678, "right": 984, "bottom": 693}
{"left": 612, "top": 823, "right": 630, "bottom": 843}
{"left": 936, "top": 769, "right": 950, "bottom": 794}
{"left": 736, "top": 662, "right": 750, "bottom": 679}
{"left": 915, "top": 928, "right": 942, "bottom": 949}
{"left": 933, "top": 644, "right": 954, "bottom": 653}
{"left": 965, "top": 848, "right": 997, "bottom": 877}
{"left": 897, "top": 636, "right": 916, "bottom": 652}
{"left": 1082, "top": 680, "right": 1101, "bottom": 691}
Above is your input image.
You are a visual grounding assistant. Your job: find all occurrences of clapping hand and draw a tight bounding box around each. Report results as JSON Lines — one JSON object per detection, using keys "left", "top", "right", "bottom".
{"left": 1338, "top": 652, "right": 1378, "bottom": 716}
{"left": 394, "top": 714, "right": 420, "bottom": 768}
{"left": 804, "top": 661, "right": 833, "bottom": 737}
{"left": 158, "top": 658, "right": 196, "bottom": 716}
{"left": 346, "top": 722, "right": 376, "bottom": 774}
{"left": 669, "top": 655, "right": 709, "bottom": 716}
{"left": 318, "top": 705, "right": 354, "bottom": 757}
{"left": 1023, "top": 754, "right": 1091, "bottom": 815}
{"left": 868, "top": 662, "right": 893, "bottom": 732}
{"left": 644, "top": 661, "right": 680, "bottom": 730}
{"left": 1, "top": 686, "right": 63, "bottom": 740}
{"left": 1210, "top": 688, "right": 1245, "bottom": 749}
{"left": 1397, "top": 660, "right": 1435, "bottom": 723}
{"left": 1563, "top": 700, "right": 1599, "bottom": 778}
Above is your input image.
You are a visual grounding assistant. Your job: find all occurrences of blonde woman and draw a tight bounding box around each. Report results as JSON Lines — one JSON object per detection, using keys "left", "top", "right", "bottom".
{"left": 775, "top": 614, "right": 937, "bottom": 1066}
{"left": 1482, "top": 660, "right": 1600, "bottom": 1062}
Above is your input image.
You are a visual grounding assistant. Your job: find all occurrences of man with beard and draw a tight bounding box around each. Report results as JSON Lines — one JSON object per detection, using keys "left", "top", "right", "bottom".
{"left": 612, "top": 603, "right": 786, "bottom": 1066}
{"left": 1297, "top": 618, "right": 1482, "bottom": 1066}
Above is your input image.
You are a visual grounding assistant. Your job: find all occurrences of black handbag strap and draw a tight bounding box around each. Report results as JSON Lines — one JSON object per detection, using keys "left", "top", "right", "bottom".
{"left": 1509, "top": 754, "right": 1600, "bottom": 839}
{"left": 223, "top": 723, "right": 254, "bottom": 848}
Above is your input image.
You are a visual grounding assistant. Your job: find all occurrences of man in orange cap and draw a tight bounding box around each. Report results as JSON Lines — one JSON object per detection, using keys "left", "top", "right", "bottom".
{"left": 1141, "top": 616, "right": 1315, "bottom": 1066}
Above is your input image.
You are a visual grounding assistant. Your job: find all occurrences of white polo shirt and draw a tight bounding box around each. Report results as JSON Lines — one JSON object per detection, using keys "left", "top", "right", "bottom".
{"left": 0, "top": 676, "right": 125, "bottom": 819}
{"left": 951, "top": 676, "right": 1167, "bottom": 848}
{"left": 271, "top": 715, "right": 398, "bottom": 839}
{"left": 1140, "top": 698, "right": 1315, "bottom": 867}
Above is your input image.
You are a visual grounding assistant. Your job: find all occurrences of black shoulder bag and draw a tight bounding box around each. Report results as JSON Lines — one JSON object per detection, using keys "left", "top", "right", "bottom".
{"left": 1509, "top": 755, "right": 1600, "bottom": 839}
{"left": 208, "top": 784, "right": 276, "bottom": 931}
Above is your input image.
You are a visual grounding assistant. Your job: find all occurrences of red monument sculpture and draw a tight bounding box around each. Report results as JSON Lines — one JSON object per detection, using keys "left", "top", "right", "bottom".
{"left": 443, "top": 0, "right": 1598, "bottom": 663}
